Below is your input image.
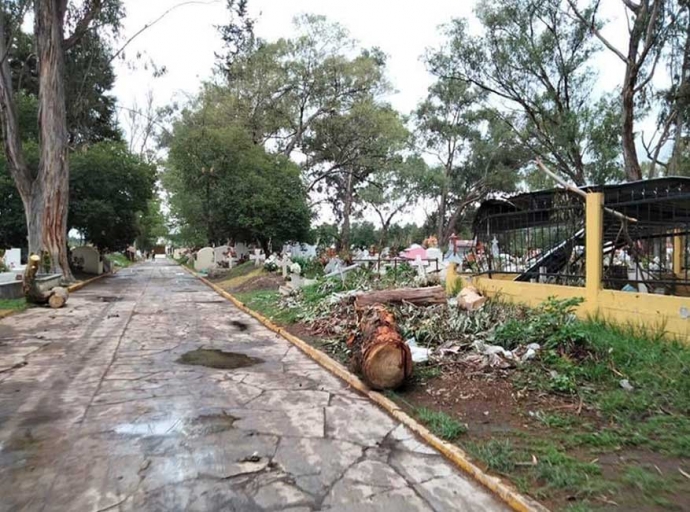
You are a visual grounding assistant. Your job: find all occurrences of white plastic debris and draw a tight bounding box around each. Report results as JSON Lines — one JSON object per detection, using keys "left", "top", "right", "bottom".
{"left": 620, "top": 379, "right": 634, "bottom": 392}
{"left": 406, "top": 338, "right": 430, "bottom": 363}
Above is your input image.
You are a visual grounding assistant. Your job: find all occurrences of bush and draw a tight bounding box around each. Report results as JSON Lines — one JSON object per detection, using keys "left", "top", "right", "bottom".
{"left": 290, "top": 256, "right": 323, "bottom": 278}
{"left": 493, "top": 297, "right": 591, "bottom": 356}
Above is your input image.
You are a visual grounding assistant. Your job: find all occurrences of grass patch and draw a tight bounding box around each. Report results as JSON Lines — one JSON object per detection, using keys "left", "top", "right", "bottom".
{"left": 233, "top": 290, "right": 301, "bottom": 325}
{"left": 622, "top": 465, "right": 676, "bottom": 499}
{"left": 416, "top": 407, "right": 467, "bottom": 441}
{"left": 0, "top": 298, "right": 27, "bottom": 312}
{"left": 465, "top": 439, "right": 517, "bottom": 473}
{"left": 106, "top": 252, "right": 131, "bottom": 268}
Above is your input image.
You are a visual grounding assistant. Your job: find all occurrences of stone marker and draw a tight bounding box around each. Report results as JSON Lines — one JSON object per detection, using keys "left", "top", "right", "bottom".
{"left": 250, "top": 249, "right": 266, "bottom": 267}
{"left": 214, "top": 245, "right": 229, "bottom": 266}
{"left": 72, "top": 246, "right": 103, "bottom": 275}
{"left": 195, "top": 247, "right": 215, "bottom": 271}
{"left": 4, "top": 248, "right": 21, "bottom": 269}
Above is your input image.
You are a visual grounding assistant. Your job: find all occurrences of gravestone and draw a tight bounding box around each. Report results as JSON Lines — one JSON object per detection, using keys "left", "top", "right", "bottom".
{"left": 214, "top": 245, "right": 230, "bottom": 266}
{"left": 279, "top": 255, "right": 292, "bottom": 278}
{"left": 4, "top": 248, "right": 21, "bottom": 269}
{"left": 72, "top": 246, "right": 103, "bottom": 275}
{"left": 250, "top": 249, "right": 266, "bottom": 267}
{"left": 234, "top": 242, "right": 250, "bottom": 259}
{"left": 195, "top": 247, "right": 215, "bottom": 271}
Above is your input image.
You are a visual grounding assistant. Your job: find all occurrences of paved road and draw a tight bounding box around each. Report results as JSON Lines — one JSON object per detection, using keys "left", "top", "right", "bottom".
{"left": 0, "top": 261, "right": 506, "bottom": 511}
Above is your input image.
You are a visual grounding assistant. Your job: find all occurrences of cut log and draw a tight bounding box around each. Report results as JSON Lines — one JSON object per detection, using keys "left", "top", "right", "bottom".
{"left": 48, "top": 287, "right": 69, "bottom": 309}
{"left": 457, "top": 286, "right": 486, "bottom": 311}
{"left": 355, "top": 285, "right": 446, "bottom": 309}
{"left": 23, "top": 254, "right": 50, "bottom": 304}
{"left": 348, "top": 305, "right": 413, "bottom": 390}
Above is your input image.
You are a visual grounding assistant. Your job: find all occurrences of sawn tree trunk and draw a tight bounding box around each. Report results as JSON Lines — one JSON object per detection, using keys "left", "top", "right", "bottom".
{"left": 348, "top": 305, "right": 413, "bottom": 390}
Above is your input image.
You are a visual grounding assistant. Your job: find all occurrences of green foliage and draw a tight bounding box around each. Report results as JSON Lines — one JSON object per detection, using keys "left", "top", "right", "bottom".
{"left": 106, "top": 252, "right": 131, "bottom": 269}
{"left": 163, "top": 114, "right": 311, "bottom": 249}
{"left": 493, "top": 297, "right": 587, "bottom": 353}
{"left": 136, "top": 199, "right": 168, "bottom": 252}
{"left": 290, "top": 257, "right": 323, "bottom": 279}
{"left": 0, "top": 299, "right": 27, "bottom": 312}
{"left": 415, "top": 407, "right": 467, "bottom": 440}
{"left": 431, "top": 0, "right": 621, "bottom": 186}
{"left": 465, "top": 439, "right": 516, "bottom": 473}
{"left": 70, "top": 142, "right": 156, "bottom": 251}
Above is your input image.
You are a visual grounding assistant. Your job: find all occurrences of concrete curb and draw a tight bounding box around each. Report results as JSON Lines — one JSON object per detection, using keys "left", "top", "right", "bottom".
{"left": 182, "top": 264, "right": 549, "bottom": 512}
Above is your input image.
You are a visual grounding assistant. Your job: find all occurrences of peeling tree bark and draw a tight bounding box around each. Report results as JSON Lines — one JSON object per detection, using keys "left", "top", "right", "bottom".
{"left": 0, "top": 1, "right": 102, "bottom": 280}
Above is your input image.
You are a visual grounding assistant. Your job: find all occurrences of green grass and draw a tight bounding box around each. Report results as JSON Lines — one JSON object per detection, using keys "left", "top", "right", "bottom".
{"left": 233, "top": 290, "right": 302, "bottom": 325}
{"left": 0, "top": 298, "right": 27, "bottom": 312}
{"left": 622, "top": 465, "right": 676, "bottom": 499}
{"left": 106, "top": 252, "right": 131, "bottom": 268}
{"left": 415, "top": 407, "right": 467, "bottom": 441}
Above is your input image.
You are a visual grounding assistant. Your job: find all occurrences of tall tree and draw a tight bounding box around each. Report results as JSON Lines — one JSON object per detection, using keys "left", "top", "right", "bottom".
{"left": 432, "top": 0, "right": 620, "bottom": 185}
{"left": 0, "top": 0, "right": 122, "bottom": 278}
{"left": 567, "top": 0, "right": 674, "bottom": 181}
{"left": 305, "top": 99, "right": 408, "bottom": 250}
{"left": 359, "top": 156, "right": 430, "bottom": 247}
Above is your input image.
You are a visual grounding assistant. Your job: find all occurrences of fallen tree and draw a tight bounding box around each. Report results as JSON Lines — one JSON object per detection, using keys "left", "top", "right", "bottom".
{"left": 348, "top": 305, "right": 413, "bottom": 390}
{"left": 355, "top": 285, "right": 446, "bottom": 308}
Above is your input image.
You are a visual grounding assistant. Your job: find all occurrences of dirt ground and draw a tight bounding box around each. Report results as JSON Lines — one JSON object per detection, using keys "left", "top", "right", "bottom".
{"left": 400, "top": 368, "right": 690, "bottom": 512}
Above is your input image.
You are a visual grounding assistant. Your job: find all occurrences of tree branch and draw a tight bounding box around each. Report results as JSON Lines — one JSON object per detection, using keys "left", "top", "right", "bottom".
{"left": 63, "top": 0, "right": 102, "bottom": 50}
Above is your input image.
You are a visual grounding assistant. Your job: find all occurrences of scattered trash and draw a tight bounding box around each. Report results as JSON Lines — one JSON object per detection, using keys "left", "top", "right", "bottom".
{"left": 406, "top": 338, "right": 430, "bottom": 363}
{"left": 619, "top": 379, "right": 634, "bottom": 391}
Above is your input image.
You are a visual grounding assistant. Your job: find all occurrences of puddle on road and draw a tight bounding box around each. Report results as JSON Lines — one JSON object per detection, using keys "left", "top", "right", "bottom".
{"left": 176, "top": 349, "right": 263, "bottom": 369}
{"left": 98, "top": 296, "right": 121, "bottom": 303}
{"left": 229, "top": 320, "right": 249, "bottom": 332}
{"left": 113, "top": 413, "right": 236, "bottom": 438}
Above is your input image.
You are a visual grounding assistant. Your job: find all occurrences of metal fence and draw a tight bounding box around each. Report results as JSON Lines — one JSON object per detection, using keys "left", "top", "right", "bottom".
{"left": 601, "top": 183, "right": 690, "bottom": 295}
{"left": 472, "top": 191, "right": 586, "bottom": 286}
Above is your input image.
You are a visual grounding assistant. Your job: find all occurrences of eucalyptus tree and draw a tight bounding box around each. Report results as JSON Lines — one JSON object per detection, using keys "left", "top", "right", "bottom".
{"left": 0, "top": 0, "right": 123, "bottom": 278}
{"left": 430, "top": 0, "right": 621, "bottom": 186}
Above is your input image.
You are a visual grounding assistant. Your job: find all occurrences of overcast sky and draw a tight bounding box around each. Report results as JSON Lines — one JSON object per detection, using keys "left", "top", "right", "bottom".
{"left": 111, "top": 0, "right": 640, "bottom": 225}
{"left": 114, "top": 0, "right": 632, "bottom": 128}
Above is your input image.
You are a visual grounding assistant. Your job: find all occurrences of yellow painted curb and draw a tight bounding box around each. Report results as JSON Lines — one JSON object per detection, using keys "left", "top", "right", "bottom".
{"left": 0, "top": 309, "right": 20, "bottom": 320}
{"left": 182, "top": 264, "right": 549, "bottom": 512}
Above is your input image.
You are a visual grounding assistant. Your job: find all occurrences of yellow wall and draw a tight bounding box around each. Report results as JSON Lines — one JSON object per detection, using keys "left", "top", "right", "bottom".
{"left": 457, "top": 275, "right": 690, "bottom": 340}
{"left": 453, "top": 191, "right": 690, "bottom": 341}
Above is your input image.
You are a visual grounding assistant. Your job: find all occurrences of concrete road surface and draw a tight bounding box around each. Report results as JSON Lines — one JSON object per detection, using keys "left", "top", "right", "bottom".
{"left": 0, "top": 260, "right": 506, "bottom": 511}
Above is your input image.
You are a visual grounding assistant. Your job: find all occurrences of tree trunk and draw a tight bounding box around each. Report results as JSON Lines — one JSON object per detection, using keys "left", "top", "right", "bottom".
{"left": 340, "top": 171, "right": 354, "bottom": 251}
{"left": 436, "top": 184, "right": 447, "bottom": 242}
{"left": 355, "top": 286, "right": 447, "bottom": 308}
{"left": 348, "top": 305, "right": 413, "bottom": 390}
{"left": 670, "top": 13, "right": 690, "bottom": 175}
{"left": 622, "top": 80, "right": 643, "bottom": 181}
{"left": 48, "top": 286, "right": 68, "bottom": 308}
{"left": 35, "top": 0, "right": 72, "bottom": 279}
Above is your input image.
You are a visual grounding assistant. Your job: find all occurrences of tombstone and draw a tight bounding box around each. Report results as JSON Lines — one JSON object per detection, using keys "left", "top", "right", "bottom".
{"left": 214, "top": 245, "right": 230, "bottom": 267}
{"left": 234, "top": 242, "right": 250, "bottom": 259}
{"left": 3, "top": 248, "right": 21, "bottom": 270}
{"left": 72, "top": 246, "right": 103, "bottom": 275}
{"left": 250, "top": 249, "right": 266, "bottom": 267}
{"left": 278, "top": 255, "right": 291, "bottom": 278}
{"left": 195, "top": 247, "right": 215, "bottom": 271}
{"left": 324, "top": 257, "right": 343, "bottom": 275}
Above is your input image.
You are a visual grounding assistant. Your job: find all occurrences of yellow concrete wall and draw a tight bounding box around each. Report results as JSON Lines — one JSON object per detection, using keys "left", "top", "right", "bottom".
{"left": 456, "top": 274, "right": 690, "bottom": 341}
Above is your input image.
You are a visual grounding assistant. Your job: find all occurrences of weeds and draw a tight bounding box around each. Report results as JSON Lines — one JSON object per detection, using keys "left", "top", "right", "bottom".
{"left": 416, "top": 407, "right": 467, "bottom": 440}
{"left": 0, "top": 298, "right": 27, "bottom": 312}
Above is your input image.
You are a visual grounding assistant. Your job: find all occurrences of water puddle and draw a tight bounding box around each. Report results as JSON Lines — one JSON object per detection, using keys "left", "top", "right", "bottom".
{"left": 176, "top": 349, "right": 263, "bottom": 369}
{"left": 229, "top": 320, "right": 249, "bottom": 332}
{"left": 114, "top": 413, "right": 236, "bottom": 438}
